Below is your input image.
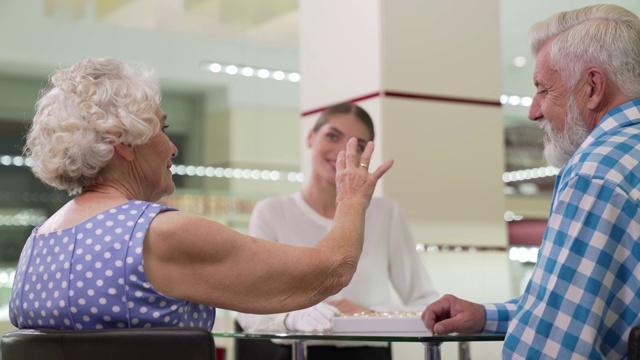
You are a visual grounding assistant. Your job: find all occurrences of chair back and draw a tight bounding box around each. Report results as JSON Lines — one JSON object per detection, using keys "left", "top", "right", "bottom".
{"left": 1, "top": 327, "right": 216, "bottom": 360}
{"left": 630, "top": 326, "right": 640, "bottom": 360}
{"left": 234, "top": 320, "right": 281, "bottom": 360}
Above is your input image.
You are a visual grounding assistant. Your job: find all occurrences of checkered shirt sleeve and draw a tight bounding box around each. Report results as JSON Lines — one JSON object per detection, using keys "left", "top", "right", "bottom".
{"left": 483, "top": 299, "right": 518, "bottom": 334}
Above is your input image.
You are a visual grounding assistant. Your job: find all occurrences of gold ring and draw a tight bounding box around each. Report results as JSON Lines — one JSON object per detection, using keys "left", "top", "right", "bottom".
{"left": 359, "top": 163, "right": 368, "bottom": 168}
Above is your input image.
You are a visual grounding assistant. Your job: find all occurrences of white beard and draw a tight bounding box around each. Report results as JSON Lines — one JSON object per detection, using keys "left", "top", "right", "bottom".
{"left": 540, "top": 95, "right": 591, "bottom": 168}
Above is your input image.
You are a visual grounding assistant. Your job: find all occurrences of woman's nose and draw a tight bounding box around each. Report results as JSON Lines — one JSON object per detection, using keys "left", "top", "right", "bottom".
{"left": 171, "top": 143, "right": 178, "bottom": 158}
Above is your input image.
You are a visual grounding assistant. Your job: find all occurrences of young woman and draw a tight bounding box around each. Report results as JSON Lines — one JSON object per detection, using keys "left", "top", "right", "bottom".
{"left": 237, "top": 102, "right": 438, "bottom": 360}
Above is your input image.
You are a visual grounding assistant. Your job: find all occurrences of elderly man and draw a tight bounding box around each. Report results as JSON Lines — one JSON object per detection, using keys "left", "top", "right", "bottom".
{"left": 422, "top": 4, "right": 640, "bottom": 359}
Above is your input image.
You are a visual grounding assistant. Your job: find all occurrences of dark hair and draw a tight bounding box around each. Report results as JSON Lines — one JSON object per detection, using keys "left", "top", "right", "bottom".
{"left": 313, "top": 102, "right": 375, "bottom": 141}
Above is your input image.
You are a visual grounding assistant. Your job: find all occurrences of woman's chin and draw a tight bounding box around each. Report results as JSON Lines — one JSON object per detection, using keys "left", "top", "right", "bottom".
{"left": 161, "top": 183, "right": 176, "bottom": 198}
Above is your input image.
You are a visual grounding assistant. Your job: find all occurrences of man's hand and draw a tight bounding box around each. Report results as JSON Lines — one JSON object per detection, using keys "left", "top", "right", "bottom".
{"left": 421, "top": 294, "right": 485, "bottom": 334}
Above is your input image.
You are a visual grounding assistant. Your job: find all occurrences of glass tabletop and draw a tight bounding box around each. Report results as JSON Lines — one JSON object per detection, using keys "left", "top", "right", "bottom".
{"left": 212, "top": 331, "right": 505, "bottom": 343}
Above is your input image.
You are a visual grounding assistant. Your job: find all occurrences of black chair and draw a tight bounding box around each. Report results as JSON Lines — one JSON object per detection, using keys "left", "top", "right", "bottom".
{"left": 234, "top": 320, "right": 281, "bottom": 360}
{"left": 1, "top": 327, "right": 216, "bottom": 360}
{"left": 630, "top": 326, "right": 640, "bottom": 360}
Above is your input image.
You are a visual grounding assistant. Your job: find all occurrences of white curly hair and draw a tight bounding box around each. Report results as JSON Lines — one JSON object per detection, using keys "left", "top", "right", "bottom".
{"left": 24, "top": 58, "right": 162, "bottom": 195}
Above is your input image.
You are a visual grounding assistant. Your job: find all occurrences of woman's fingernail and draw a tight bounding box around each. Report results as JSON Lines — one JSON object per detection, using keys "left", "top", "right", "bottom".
{"left": 434, "top": 324, "right": 444, "bottom": 334}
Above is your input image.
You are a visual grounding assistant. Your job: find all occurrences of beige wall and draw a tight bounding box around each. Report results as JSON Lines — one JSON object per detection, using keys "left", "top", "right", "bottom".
{"left": 506, "top": 195, "right": 553, "bottom": 219}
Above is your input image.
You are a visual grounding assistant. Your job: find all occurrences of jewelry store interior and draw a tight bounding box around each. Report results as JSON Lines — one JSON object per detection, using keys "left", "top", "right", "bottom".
{"left": 0, "top": 1, "right": 637, "bottom": 359}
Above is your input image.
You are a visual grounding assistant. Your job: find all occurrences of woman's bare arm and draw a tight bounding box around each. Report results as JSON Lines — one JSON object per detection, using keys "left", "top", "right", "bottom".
{"left": 144, "top": 138, "right": 393, "bottom": 313}
{"left": 144, "top": 212, "right": 353, "bottom": 313}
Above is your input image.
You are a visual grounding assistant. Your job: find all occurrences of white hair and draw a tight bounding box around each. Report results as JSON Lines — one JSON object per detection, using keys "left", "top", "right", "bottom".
{"left": 529, "top": 4, "right": 640, "bottom": 97}
{"left": 25, "top": 58, "right": 162, "bottom": 195}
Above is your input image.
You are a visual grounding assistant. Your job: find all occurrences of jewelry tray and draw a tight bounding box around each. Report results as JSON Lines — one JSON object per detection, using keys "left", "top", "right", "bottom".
{"left": 331, "top": 311, "right": 431, "bottom": 334}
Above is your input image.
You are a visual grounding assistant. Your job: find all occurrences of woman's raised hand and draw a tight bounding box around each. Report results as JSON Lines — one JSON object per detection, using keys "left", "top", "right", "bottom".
{"left": 335, "top": 138, "right": 394, "bottom": 208}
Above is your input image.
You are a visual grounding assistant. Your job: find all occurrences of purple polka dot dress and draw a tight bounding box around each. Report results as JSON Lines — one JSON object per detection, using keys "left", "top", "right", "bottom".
{"left": 9, "top": 200, "right": 215, "bottom": 330}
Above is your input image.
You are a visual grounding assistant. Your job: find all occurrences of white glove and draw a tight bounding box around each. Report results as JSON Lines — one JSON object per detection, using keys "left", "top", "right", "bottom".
{"left": 284, "top": 303, "right": 339, "bottom": 333}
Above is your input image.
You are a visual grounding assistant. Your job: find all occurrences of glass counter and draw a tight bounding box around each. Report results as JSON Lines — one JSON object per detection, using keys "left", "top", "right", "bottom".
{"left": 213, "top": 330, "right": 505, "bottom": 360}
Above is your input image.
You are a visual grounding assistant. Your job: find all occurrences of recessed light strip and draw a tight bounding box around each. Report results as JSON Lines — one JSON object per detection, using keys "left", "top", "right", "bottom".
{"left": 2, "top": 154, "right": 558, "bottom": 183}
{"left": 200, "top": 61, "right": 300, "bottom": 83}
{"left": 500, "top": 94, "right": 532, "bottom": 107}
{"left": 415, "top": 244, "right": 539, "bottom": 263}
{"left": 200, "top": 61, "right": 534, "bottom": 107}
{"left": 0, "top": 268, "right": 15, "bottom": 288}
{"left": 170, "top": 164, "right": 304, "bottom": 183}
{"left": 1, "top": 155, "right": 304, "bottom": 183}
{"left": 0, "top": 212, "right": 47, "bottom": 227}
{"left": 508, "top": 246, "right": 539, "bottom": 263}
{"left": 502, "top": 166, "right": 559, "bottom": 183}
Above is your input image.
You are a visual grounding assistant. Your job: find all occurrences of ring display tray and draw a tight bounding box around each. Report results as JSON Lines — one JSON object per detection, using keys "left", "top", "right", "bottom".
{"left": 331, "top": 311, "right": 431, "bottom": 334}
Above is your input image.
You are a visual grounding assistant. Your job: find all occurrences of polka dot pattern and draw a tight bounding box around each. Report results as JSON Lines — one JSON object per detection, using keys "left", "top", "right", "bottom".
{"left": 10, "top": 200, "right": 215, "bottom": 330}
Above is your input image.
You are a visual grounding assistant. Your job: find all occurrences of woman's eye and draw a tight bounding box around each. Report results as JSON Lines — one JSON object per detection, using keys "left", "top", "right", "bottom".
{"left": 357, "top": 145, "right": 365, "bottom": 152}
{"left": 327, "top": 133, "right": 338, "bottom": 141}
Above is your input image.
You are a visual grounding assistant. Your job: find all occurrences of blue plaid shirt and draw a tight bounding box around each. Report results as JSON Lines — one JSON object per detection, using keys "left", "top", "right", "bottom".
{"left": 483, "top": 99, "right": 640, "bottom": 359}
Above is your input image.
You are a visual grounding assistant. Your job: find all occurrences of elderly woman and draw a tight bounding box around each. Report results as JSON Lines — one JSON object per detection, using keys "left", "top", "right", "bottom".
{"left": 9, "top": 58, "right": 393, "bottom": 330}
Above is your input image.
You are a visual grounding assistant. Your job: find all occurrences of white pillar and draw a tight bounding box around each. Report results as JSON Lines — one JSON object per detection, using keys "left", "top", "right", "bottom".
{"left": 299, "top": 2, "right": 508, "bottom": 358}
{"left": 299, "top": 0, "right": 506, "bottom": 246}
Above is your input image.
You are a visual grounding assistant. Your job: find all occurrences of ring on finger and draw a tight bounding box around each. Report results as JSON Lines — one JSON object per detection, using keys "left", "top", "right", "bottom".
{"left": 359, "top": 163, "right": 368, "bottom": 169}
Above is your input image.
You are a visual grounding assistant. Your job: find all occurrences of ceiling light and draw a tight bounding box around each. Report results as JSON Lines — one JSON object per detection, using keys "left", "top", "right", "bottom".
{"left": 224, "top": 65, "right": 238, "bottom": 75}
{"left": 508, "top": 247, "right": 538, "bottom": 263}
{"left": 208, "top": 63, "right": 222, "bottom": 73}
{"left": 504, "top": 210, "right": 524, "bottom": 221}
{"left": 201, "top": 61, "right": 537, "bottom": 106}
{"left": 200, "top": 61, "right": 299, "bottom": 83}
{"left": 503, "top": 166, "right": 559, "bottom": 183}
{"left": 287, "top": 73, "right": 300, "bottom": 82}
{"left": 3, "top": 153, "right": 558, "bottom": 185}
{"left": 1, "top": 153, "right": 304, "bottom": 183}
{"left": 518, "top": 182, "right": 539, "bottom": 195}
{"left": 513, "top": 56, "right": 527, "bottom": 68}
{"left": 241, "top": 67, "right": 254, "bottom": 77}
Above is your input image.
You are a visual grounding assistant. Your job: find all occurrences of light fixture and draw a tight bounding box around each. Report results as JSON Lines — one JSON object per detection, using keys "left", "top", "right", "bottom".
{"left": 1, "top": 154, "right": 304, "bottom": 183}
{"left": 504, "top": 210, "right": 524, "bottom": 222}
{"left": 202, "top": 61, "right": 540, "bottom": 108}
{"left": 508, "top": 247, "right": 539, "bottom": 263}
{"left": 513, "top": 56, "right": 527, "bottom": 68}
{"left": 0, "top": 211, "right": 47, "bottom": 227}
{"left": 0, "top": 268, "right": 15, "bottom": 288}
{"left": 200, "top": 61, "right": 300, "bottom": 83}
{"left": 2, "top": 154, "right": 560, "bottom": 184}
{"left": 500, "top": 94, "right": 533, "bottom": 107}
{"left": 502, "top": 166, "right": 559, "bottom": 183}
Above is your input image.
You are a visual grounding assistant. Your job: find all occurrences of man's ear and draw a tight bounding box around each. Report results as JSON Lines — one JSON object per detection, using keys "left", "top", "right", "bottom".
{"left": 586, "top": 68, "right": 606, "bottom": 111}
{"left": 114, "top": 143, "right": 135, "bottom": 161}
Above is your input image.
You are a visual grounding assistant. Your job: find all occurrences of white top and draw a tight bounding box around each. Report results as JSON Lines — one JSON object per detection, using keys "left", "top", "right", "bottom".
{"left": 236, "top": 192, "right": 439, "bottom": 347}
